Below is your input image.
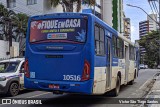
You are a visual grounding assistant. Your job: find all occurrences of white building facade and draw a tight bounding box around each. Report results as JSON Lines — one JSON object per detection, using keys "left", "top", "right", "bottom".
{"left": 0, "top": 0, "right": 62, "bottom": 16}
{"left": 0, "top": 40, "right": 19, "bottom": 59}
{"left": 0, "top": 0, "right": 124, "bottom": 32}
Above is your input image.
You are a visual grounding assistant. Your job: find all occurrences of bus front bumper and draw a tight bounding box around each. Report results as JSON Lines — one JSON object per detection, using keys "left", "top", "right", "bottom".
{"left": 24, "top": 78, "right": 93, "bottom": 94}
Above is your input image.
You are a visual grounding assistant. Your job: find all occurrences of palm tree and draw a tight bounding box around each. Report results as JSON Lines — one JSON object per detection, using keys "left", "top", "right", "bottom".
{"left": 12, "top": 13, "right": 28, "bottom": 42}
{"left": 12, "top": 13, "right": 28, "bottom": 56}
{"left": 0, "top": 3, "right": 16, "bottom": 41}
{"left": 50, "top": 0, "right": 95, "bottom": 12}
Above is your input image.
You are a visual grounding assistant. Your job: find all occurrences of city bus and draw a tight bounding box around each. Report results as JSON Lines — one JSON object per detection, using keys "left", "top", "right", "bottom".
{"left": 24, "top": 12, "right": 138, "bottom": 96}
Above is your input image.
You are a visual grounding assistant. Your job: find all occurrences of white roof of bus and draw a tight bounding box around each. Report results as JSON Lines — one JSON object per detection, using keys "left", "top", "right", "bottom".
{"left": 118, "top": 33, "right": 135, "bottom": 46}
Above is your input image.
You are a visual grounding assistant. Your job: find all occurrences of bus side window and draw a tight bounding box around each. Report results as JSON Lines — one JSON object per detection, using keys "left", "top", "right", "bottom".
{"left": 129, "top": 45, "right": 135, "bottom": 60}
{"left": 117, "top": 37, "right": 124, "bottom": 59}
{"left": 94, "top": 24, "right": 105, "bottom": 56}
{"left": 95, "top": 25, "right": 100, "bottom": 54}
{"left": 112, "top": 35, "right": 117, "bottom": 57}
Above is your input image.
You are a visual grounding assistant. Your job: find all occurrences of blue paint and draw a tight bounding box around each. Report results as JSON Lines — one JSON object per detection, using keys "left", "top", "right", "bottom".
{"left": 25, "top": 13, "right": 121, "bottom": 94}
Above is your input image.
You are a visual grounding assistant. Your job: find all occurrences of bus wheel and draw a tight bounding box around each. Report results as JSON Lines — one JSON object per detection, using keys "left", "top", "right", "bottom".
{"left": 8, "top": 82, "right": 20, "bottom": 96}
{"left": 111, "top": 76, "right": 121, "bottom": 97}
{"left": 128, "top": 80, "right": 134, "bottom": 85}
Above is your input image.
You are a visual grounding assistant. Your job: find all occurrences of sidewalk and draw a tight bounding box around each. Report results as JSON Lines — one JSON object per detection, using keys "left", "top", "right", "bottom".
{"left": 146, "top": 71, "right": 160, "bottom": 107}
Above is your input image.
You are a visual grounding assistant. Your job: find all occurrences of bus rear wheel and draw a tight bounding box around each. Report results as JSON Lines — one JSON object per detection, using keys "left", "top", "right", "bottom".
{"left": 111, "top": 76, "right": 120, "bottom": 97}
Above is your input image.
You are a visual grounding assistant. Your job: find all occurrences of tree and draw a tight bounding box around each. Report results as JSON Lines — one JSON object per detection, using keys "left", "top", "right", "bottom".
{"left": 0, "top": 3, "right": 16, "bottom": 41}
{"left": 139, "top": 31, "right": 160, "bottom": 68}
{"left": 0, "top": 3, "right": 28, "bottom": 42}
{"left": 50, "top": 0, "right": 95, "bottom": 12}
{"left": 12, "top": 13, "right": 29, "bottom": 42}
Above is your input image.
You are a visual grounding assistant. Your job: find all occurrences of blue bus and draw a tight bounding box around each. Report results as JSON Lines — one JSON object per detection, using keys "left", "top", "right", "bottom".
{"left": 24, "top": 12, "right": 138, "bottom": 96}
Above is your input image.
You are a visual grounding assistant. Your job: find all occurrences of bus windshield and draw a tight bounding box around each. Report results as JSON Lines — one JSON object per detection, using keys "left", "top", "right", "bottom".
{"left": 30, "top": 18, "right": 87, "bottom": 43}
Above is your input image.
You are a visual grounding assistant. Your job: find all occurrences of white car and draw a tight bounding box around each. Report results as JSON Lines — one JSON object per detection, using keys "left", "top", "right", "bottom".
{"left": 0, "top": 58, "right": 25, "bottom": 96}
{"left": 139, "top": 64, "right": 145, "bottom": 69}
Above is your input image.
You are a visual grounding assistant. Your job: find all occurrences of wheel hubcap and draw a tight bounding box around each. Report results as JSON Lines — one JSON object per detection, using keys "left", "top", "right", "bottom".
{"left": 11, "top": 83, "right": 19, "bottom": 96}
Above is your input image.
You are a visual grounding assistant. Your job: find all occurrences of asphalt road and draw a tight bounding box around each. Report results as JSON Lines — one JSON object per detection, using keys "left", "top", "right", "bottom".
{"left": 0, "top": 69, "right": 159, "bottom": 107}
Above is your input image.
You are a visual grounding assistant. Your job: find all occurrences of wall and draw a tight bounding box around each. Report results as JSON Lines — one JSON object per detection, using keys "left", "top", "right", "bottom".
{"left": 0, "top": 40, "right": 19, "bottom": 59}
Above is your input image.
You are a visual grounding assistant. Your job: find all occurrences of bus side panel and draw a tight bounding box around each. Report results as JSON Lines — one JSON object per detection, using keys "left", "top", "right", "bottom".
{"left": 118, "top": 59, "right": 126, "bottom": 85}
{"left": 128, "top": 60, "right": 136, "bottom": 82}
{"left": 93, "top": 56, "right": 106, "bottom": 94}
{"left": 110, "top": 57, "right": 119, "bottom": 90}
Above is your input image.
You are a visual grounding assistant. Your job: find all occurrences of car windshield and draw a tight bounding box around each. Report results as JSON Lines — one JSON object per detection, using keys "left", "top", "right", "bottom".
{"left": 0, "top": 61, "right": 19, "bottom": 73}
{"left": 140, "top": 64, "right": 144, "bottom": 66}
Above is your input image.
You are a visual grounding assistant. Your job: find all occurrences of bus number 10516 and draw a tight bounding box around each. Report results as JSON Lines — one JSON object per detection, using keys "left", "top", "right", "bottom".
{"left": 63, "top": 75, "right": 81, "bottom": 81}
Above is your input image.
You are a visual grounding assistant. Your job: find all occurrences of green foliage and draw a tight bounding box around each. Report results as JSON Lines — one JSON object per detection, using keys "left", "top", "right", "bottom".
{"left": 139, "top": 31, "right": 160, "bottom": 68}
{"left": 0, "top": 3, "right": 29, "bottom": 41}
{"left": 50, "top": 0, "right": 95, "bottom": 12}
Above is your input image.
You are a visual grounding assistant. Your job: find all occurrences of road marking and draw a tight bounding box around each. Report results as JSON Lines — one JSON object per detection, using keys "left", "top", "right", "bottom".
{"left": 139, "top": 79, "right": 151, "bottom": 90}
{"left": 27, "top": 92, "right": 51, "bottom": 98}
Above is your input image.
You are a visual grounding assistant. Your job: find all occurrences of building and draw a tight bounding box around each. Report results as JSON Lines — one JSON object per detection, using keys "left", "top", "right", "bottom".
{"left": 0, "top": 40, "right": 19, "bottom": 59}
{"left": 0, "top": 0, "right": 126, "bottom": 58}
{"left": 139, "top": 14, "right": 157, "bottom": 64}
{"left": 0, "top": 0, "right": 124, "bottom": 33}
{"left": 103, "top": 0, "right": 124, "bottom": 33}
{"left": 124, "top": 18, "right": 131, "bottom": 40}
{"left": 0, "top": 0, "right": 62, "bottom": 16}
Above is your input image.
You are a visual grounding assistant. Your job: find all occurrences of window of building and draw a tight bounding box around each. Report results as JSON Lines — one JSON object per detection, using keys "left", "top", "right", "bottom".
{"left": 27, "top": 0, "right": 37, "bottom": 5}
{"left": 7, "top": 0, "right": 16, "bottom": 8}
{"left": 95, "top": 25, "right": 105, "bottom": 56}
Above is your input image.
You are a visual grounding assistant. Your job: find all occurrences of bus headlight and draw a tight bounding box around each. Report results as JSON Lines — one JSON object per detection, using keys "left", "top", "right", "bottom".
{"left": 0, "top": 76, "right": 6, "bottom": 81}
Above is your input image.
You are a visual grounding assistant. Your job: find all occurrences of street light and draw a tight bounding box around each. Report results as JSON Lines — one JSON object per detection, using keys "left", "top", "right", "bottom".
{"left": 127, "top": 3, "right": 160, "bottom": 66}
{"left": 126, "top": 4, "right": 160, "bottom": 26}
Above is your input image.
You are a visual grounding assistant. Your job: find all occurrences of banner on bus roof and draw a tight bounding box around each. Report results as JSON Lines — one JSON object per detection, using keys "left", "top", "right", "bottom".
{"left": 30, "top": 18, "right": 87, "bottom": 43}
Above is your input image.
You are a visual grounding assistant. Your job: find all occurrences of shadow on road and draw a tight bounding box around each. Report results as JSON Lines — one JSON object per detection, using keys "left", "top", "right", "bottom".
{"left": 0, "top": 90, "right": 34, "bottom": 98}
{"left": 0, "top": 82, "right": 138, "bottom": 107}
{"left": 25, "top": 82, "right": 137, "bottom": 107}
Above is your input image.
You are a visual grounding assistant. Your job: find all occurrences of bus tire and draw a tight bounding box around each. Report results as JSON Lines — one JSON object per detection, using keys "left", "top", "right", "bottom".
{"left": 8, "top": 82, "right": 20, "bottom": 96}
{"left": 111, "top": 76, "right": 121, "bottom": 97}
{"left": 128, "top": 80, "right": 134, "bottom": 85}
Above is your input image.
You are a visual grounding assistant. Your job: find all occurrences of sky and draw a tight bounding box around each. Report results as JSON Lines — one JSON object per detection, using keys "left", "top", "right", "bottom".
{"left": 123, "top": 0, "right": 154, "bottom": 42}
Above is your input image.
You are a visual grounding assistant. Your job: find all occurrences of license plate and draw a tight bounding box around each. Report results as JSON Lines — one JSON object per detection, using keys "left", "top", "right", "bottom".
{"left": 49, "top": 84, "right": 59, "bottom": 89}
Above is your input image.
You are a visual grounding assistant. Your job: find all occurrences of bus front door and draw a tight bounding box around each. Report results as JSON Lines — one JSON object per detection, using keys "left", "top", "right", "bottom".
{"left": 106, "top": 37, "right": 112, "bottom": 90}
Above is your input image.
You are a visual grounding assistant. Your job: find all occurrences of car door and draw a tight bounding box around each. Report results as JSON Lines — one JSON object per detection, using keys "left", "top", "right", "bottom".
{"left": 19, "top": 62, "right": 24, "bottom": 87}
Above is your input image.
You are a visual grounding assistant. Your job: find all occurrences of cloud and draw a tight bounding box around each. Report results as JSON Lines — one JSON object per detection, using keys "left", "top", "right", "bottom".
{"left": 131, "top": 25, "right": 139, "bottom": 43}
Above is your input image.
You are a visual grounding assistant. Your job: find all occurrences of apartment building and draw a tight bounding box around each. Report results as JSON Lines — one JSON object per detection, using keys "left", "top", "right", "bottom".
{"left": 139, "top": 14, "right": 157, "bottom": 63}
{"left": 124, "top": 18, "right": 131, "bottom": 39}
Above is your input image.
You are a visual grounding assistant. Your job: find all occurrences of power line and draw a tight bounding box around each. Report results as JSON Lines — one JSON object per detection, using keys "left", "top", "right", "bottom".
{"left": 149, "top": 2, "right": 156, "bottom": 14}
{"left": 151, "top": 1, "right": 159, "bottom": 14}
{"left": 153, "top": 1, "right": 159, "bottom": 14}
{"left": 148, "top": 1, "right": 158, "bottom": 21}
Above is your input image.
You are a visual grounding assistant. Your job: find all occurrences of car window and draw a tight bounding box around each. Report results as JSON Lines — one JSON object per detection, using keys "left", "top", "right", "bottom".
{"left": 0, "top": 62, "right": 19, "bottom": 73}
